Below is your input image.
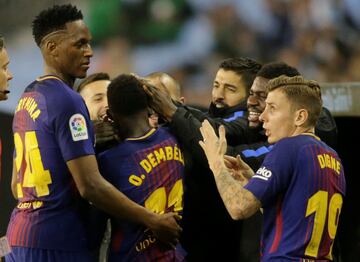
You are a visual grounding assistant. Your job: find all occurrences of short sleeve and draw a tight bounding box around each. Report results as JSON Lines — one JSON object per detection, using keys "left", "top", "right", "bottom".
{"left": 51, "top": 89, "right": 95, "bottom": 161}
{"left": 244, "top": 139, "right": 294, "bottom": 206}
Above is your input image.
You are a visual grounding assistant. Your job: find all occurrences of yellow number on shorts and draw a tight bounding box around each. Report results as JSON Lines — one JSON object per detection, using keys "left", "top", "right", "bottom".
{"left": 305, "top": 190, "right": 343, "bottom": 259}
{"left": 14, "top": 131, "right": 52, "bottom": 198}
{"left": 144, "top": 179, "right": 183, "bottom": 214}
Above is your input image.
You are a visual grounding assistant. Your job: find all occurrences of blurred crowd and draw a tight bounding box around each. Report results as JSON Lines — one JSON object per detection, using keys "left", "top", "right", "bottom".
{"left": 1, "top": 0, "right": 360, "bottom": 108}
{"left": 86, "top": 0, "right": 360, "bottom": 106}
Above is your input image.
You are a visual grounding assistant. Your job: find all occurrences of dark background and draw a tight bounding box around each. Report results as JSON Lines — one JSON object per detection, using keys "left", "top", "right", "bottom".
{"left": 1, "top": 112, "right": 359, "bottom": 260}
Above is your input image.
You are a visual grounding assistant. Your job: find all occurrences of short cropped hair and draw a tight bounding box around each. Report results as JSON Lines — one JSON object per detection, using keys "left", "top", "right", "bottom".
{"left": 219, "top": 57, "right": 262, "bottom": 90}
{"left": 268, "top": 75, "right": 322, "bottom": 127}
{"left": 32, "top": 4, "right": 83, "bottom": 46}
{"left": 257, "top": 62, "right": 300, "bottom": 79}
{"left": 145, "top": 71, "right": 181, "bottom": 101}
{"left": 76, "top": 72, "right": 110, "bottom": 93}
{"left": 108, "top": 74, "right": 148, "bottom": 117}
{"left": 0, "top": 35, "right": 4, "bottom": 51}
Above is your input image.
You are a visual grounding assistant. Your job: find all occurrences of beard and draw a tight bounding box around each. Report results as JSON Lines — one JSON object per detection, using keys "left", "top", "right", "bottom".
{"left": 208, "top": 102, "right": 230, "bottom": 117}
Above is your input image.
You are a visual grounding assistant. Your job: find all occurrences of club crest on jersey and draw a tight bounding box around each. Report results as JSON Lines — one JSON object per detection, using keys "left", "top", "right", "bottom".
{"left": 69, "top": 114, "right": 88, "bottom": 141}
{"left": 253, "top": 166, "right": 272, "bottom": 181}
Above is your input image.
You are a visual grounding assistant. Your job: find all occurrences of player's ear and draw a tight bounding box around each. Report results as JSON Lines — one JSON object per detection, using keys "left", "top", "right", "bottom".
{"left": 179, "top": 96, "right": 185, "bottom": 104}
{"left": 42, "top": 40, "right": 58, "bottom": 57}
{"left": 295, "top": 108, "right": 308, "bottom": 126}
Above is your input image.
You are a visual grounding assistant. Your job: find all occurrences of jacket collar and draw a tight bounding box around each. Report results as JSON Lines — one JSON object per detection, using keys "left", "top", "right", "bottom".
{"left": 208, "top": 100, "right": 247, "bottom": 118}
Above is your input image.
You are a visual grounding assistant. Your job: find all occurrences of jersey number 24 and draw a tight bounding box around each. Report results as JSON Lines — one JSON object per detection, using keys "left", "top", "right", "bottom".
{"left": 14, "top": 131, "right": 52, "bottom": 198}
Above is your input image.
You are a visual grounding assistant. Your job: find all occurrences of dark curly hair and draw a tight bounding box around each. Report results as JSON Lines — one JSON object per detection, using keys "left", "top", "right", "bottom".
{"left": 107, "top": 74, "right": 148, "bottom": 117}
{"left": 256, "top": 61, "right": 300, "bottom": 79}
{"left": 32, "top": 4, "right": 83, "bottom": 46}
{"left": 219, "top": 57, "right": 262, "bottom": 91}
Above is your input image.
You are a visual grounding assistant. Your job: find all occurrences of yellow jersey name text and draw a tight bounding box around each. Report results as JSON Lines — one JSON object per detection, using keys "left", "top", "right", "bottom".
{"left": 140, "top": 144, "right": 184, "bottom": 174}
{"left": 317, "top": 153, "right": 341, "bottom": 175}
{"left": 15, "top": 97, "right": 41, "bottom": 121}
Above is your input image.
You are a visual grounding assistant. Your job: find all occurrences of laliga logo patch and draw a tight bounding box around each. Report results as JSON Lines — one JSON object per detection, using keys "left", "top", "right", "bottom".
{"left": 253, "top": 166, "right": 272, "bottom": 181}
{"left": 69, "top": 114, "right": 88, "bottom": 141}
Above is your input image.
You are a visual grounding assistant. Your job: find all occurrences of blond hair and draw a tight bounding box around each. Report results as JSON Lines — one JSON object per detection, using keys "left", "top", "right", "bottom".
{"left": 267, "top": 75, "right": 322, "bottom": 127}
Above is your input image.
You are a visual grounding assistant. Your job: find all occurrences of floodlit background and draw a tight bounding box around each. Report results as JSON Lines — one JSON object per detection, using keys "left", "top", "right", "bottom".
{"left": 1, "top": 0, "right": 360, "bottom": 113}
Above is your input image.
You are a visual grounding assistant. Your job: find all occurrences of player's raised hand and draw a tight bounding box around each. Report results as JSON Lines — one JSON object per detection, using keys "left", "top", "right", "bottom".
{"left": 142, "top": 81, "right": 177, "bottom": 122}
{"left": 149, "top": 212, "right": 182, "bottom": 249}
{"left": 92, "top": 119, "right": 117, "bottom": 145}
{"left": 199, "top": 120, "right": 227, "bottom": 172}
{"left": 224, "top": 155, "right": 254, "bottom": 182}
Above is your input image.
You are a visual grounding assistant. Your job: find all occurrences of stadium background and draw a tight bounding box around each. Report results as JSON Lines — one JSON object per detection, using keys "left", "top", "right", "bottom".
{"left": 1, "top": 0, "right": 359, "bottom": 260}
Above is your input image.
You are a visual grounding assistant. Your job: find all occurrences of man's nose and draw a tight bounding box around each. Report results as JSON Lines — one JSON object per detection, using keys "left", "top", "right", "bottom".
{"left": 84, "top": 43, "right": 93, "bottom": 57}
{"left": 8, "top": 70, "right": 13, "bottom": 81}
{"left": 213, "top": 87, "right": 224, "bottom": 100}
{"left": 247, "top": 95, "right": 258, "bottom": 106}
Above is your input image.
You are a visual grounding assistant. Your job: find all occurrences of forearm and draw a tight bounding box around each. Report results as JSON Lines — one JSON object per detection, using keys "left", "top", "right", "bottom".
{"left": 68, "top": 156, "right": 156, "bottom": 228}
{"left": 188, "top": 107, "right": 249, "bottom": 145}
{"left": 170, "top": 107, "right": 210, "bottom": 167}
{"left": 211, "top": 162, "right": 261, "bottom": 220}
{"left": 84, "top": 177, "right": 157, "bottom": 228}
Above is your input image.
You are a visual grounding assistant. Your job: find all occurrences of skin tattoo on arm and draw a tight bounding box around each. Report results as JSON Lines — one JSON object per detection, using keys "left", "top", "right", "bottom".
{"left": 199, "top": 120, "right": 261, "bottom": 220}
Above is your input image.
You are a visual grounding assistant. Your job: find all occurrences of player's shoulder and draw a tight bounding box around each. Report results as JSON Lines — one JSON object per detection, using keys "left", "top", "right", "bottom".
{"left": 37, "top": 76, "right": 84, "bottom": 110}
{"left": 156, "top": 126, "right": 178, "bottom": 141}
{"left": 271, "top": 135, "right": 310, "bottom": 156}
{"left": 276, "top": 134, "right": 335, "bottom": 156}
{"left": 157, "top": 126, "right": 171, "bottom": 135}
{"left": 37, "top": 76, "right": 82, "bottom": 101}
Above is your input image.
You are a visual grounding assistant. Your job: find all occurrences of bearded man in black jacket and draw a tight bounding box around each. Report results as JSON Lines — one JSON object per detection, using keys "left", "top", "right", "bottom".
{"left": 147, "top": 57, "right": 262, "bottom": 261}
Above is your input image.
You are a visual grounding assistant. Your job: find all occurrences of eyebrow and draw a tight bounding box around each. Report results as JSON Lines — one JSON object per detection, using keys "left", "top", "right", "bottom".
{"left": 225, "top": 83, "right": 237, "bottom": 89}
{"left": 92, "top": 93, "right": 106, "bottom": 97}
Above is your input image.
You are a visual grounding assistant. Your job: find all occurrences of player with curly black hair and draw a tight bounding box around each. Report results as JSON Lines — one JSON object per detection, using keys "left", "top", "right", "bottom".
{"left": 98, "top": 74, "right": 186, "bottom": 261}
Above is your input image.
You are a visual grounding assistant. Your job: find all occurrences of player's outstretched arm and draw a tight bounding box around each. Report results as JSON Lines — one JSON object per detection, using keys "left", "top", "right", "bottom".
{"left": 199, "top": 120, "right": 261, "bottom": 220}
{"left": 67, "top": 155, "right": 182, "bottom": 247}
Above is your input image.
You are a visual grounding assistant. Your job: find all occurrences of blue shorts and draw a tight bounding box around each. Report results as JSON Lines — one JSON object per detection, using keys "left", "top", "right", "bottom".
{"left": 5, "top": 247, "right": 94, "bottom": 262}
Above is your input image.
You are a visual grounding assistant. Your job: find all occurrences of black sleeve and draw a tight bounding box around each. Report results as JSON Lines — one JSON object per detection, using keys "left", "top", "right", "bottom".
{"left": 169, "top": 107, "right": 211, "bottom": 168}
{"left": 185, "top": 106, "right": 249, "bottom": 145}
{"left": 226, "top": 141, "right": 272, "bottom": 171}
{"left": 315, "top": 107, "right": 338, "bottom": 150}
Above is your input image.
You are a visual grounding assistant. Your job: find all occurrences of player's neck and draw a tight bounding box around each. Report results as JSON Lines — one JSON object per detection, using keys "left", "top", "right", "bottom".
{"left": 118, "top": 113, "right": 152, "bottom": 140}
{"left": 44, "top": 66, "right": 74, "bottom": 87}
{"left": 292, "top": 126, "right": 315, "bottom": 137}
{"left": 127, "top": 122, "right": 152, "bottom": 138}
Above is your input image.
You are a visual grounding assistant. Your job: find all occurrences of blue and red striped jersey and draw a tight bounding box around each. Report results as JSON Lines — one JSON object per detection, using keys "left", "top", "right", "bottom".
{"left": 98, "top": 127, "right": 186, "bottom": 261}
{"left": 245, "top": 134, "right": 346, "bottom": 261}
{"left": 7, "top": 75, "right": 95, "bottom": 251}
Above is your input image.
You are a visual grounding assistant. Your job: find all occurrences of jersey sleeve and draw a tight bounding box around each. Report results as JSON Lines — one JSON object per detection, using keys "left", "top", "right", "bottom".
{"left": 51, "top": 89, "right": 95, "bottom": 161}
{"left": 97, "top": 152, "right": 112, "bottom": 183}
{"left": 244, "top": 139, "right": 294, "bottom": 206}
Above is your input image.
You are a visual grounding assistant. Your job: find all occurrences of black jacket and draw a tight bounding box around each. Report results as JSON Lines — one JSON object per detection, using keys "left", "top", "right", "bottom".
{"left": 171, "top": 101, "right": 249, "bottom": 261}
